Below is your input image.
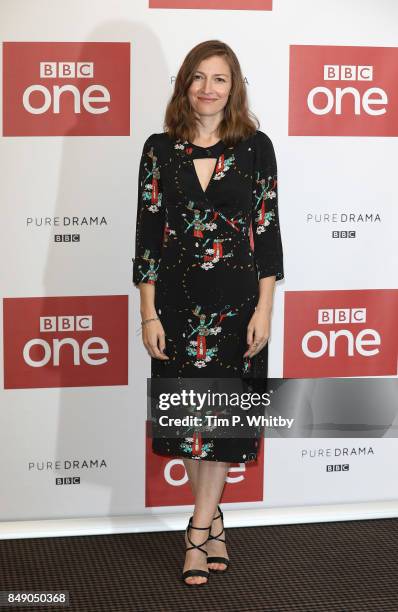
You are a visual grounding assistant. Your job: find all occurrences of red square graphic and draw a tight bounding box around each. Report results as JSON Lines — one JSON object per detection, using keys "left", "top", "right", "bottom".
{"left": 3, "top": 42, "right": 130, "bottom": 136}
{"left": 149, "top": 0, "right": 272, "bottom": 9}
{"left": 283, "top": 289, "right": 398, "bottom": 378}
{"left": 3, "top": 295, "right": 128, "bottom": 389}
{"left": 145, "top": 423, "right": 264, "bottom": 507}
{"left": 289, "top": 45, "right": 398, "bottom": 136}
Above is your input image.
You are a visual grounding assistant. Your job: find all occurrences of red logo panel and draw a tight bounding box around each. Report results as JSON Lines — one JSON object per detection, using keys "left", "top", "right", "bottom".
{"left": 149, "top": 0, "right": 272, "bottom": 9}
{"left": 289, "top": 45, "right": 398, "bottom": 136}
{"left": 145, "top": 423, "right": 264, "bottom": 507}
{"left": 3, "top": 295, "right": 128, "bottom": 389}
{"left": 284, "top": 290, "right": 398, "bottom": 377}
{"left": 3, "top": 42, "right": 130, "bottom": 136}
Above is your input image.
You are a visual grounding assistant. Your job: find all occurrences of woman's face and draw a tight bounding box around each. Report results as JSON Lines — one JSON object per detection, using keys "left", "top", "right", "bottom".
{"left": 187, "top": 55, "right": 232, "bottom": 119}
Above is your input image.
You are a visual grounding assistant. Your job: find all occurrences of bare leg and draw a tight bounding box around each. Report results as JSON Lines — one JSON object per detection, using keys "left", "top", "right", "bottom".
{"left": 183, "top": 455, "right": 226, "bottom": 526}
{"left": 182, "top": 460, "right": 230, "bottom": 585}
{"left": 182, "top": 457, "right": 200, "bottom": 496}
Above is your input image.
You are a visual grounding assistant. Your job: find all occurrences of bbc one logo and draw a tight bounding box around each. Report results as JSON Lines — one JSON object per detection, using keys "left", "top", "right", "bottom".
{"left": 2, "top": 42, "right": 130, "bottom": 136}
{"left": 28, "top": 314, "right": 107, "bottom": 366}
{"left": 283, "top": 289, "right": 398, "bottom": 377}
{"left": 305, "top": 307, "right": 376, "bottom": 359}
{"left": 309, "top": 65, "right": 385, "bottom": 117}
{"left": 289, "top": 45, "right": 398, "bottom": 136}
{"left": 3, "top": 295, "right": 128, "bottom": 389}
{"left": 23, "top": 62, "right": 108, "bottom": 117}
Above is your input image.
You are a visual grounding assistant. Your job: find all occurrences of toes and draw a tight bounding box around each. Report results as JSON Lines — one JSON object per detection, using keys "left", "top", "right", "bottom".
{"left": 185, "top": 576, "right": 207, "bottom": 585}
{"left": 208, "top": 562, "right": 227, "bottom": 571}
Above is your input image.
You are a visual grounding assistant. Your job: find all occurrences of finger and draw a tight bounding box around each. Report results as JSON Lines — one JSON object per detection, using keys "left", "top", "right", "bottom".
{"left": 158, "top": 331, "right": 167, "bottom": 354}
{"left": 143, "top": 328, "right": 168, "bottom": 359}
{"left": 156, "top": 332, "right": 169, "bottom": 359}
{"left": 145, "top": 343, "right": 155, "bottom": 358}
{"left": 250, "top": 343, "right": 263, "bottom": 357}
{"left": 150, "top": 339, "right": 169, "bottom": 360}
{"left": 244, "top": 325, "right": 255, "bottom": 356}
{"left": 151, "top": 346, "right": 168, "bottom": 360}
{"left": 142, "top": 340, "right": 152, "bottom": 357}
{"left": 245, "top": 328, "right": 260, "bottom": 357}
{"left": 246, "top": 344, "right": 258, "bottom": 358}
{"left": 256, "top": 336, "right": 268, "bottom": 352}
{"left": 247, "top": 333, "right": 268, "bottom": 357}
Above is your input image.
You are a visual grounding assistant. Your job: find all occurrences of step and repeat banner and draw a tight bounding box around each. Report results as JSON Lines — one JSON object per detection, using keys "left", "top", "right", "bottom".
{"left": 0, "top": 0, "right": 397, "bottom": 524}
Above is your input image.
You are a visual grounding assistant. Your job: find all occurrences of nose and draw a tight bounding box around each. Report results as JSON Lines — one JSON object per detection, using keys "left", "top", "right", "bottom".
{"left": 201, "top": 77, "right": 213, "bottom": 94}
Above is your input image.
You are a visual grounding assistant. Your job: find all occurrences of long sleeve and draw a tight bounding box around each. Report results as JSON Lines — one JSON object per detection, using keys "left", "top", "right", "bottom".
{"left": 251, "top": 130, "right": 284, "bottom": 281}
{"left": 132, "top": 134, "right": 166, "bottom": 287}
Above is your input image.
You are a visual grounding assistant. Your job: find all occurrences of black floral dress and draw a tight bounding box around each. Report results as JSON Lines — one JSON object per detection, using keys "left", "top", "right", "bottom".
{"left": 133, "top": 130, "right": 284, "bottom": 463}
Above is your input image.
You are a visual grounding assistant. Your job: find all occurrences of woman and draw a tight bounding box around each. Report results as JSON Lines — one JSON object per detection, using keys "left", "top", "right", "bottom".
{"left": 133, "top": 40, "right": 284, "bottom": 586}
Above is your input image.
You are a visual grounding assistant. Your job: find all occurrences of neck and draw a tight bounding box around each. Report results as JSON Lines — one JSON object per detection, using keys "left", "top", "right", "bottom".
{"left": 194, "top": 112, "right": 223, "bottom": 143}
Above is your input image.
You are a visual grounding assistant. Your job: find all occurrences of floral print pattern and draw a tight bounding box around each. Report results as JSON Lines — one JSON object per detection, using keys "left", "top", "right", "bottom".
{"left": 132, "top": 138, "right": 166, "bottom": 285}
{"left": 253, "top": 171, "right": 277, "bottom": 233}
{"left": 186, "top": 304, "right": 237, "bottom": 368}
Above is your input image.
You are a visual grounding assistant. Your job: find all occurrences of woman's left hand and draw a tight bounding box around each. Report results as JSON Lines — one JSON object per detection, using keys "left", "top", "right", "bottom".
{"left": 244, "top": 307, "right": 271, "bottom": 358}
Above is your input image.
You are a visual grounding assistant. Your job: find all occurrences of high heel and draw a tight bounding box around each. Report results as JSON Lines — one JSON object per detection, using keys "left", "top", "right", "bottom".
{"left": 207, "top": 505, "right": 230, "bottom": 573}
{"left": 181, "top": 516, "right": 212, "bottom": 586}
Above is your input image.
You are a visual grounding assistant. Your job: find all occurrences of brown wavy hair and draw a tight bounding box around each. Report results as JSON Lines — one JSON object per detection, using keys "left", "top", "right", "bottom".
{"left": 164, "top": 40, "right": 259, "bottom": 147}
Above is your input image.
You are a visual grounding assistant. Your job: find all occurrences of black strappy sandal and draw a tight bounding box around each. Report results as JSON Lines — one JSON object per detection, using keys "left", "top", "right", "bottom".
{"left": 181, "top": 516, "right": 212, "bottom": 586}
{"left": 207, "top": 505, "right": 230, "bottom": 573}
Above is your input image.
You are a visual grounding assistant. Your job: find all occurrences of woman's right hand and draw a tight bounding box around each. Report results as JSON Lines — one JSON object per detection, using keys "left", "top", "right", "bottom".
{"left": 141, "top": 318, "right": 169, "bottom": 360}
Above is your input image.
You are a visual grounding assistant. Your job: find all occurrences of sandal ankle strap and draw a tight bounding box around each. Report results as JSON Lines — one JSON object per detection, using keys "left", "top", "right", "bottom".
{"left": 209, "top": 506, "right": 226, "bottom": 542}
{"left": 188, "top": 519, "right": 212, "bottom": 531}
{"left": 185, "top": 517, "right": 212, "bottom": 556}
{"left": 208, "top": 529, "right": 225, "bottom": 543}
{"left": 213, "top": 505, "right": 223, "bottom": 521}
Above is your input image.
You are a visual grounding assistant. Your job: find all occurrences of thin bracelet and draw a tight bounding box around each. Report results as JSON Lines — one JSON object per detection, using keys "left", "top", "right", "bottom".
{"left": 141, "top": 316, "right": 160, "bottom": 326}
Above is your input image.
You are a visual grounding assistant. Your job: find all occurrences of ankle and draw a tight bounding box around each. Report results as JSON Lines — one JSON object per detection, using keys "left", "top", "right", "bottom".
{"left": 211, "top": 505, "right": 220, "bottom": 518}
{"left": 185, "top": 519, "right": 211, "bottom": 546}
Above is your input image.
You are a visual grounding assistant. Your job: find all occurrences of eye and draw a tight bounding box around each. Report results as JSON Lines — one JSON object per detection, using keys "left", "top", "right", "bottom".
{"left": 193, "top": 74, "right": 202, "bottom": 80}
{"left": 216, "top": 77, "right": 226, "bottom": 83}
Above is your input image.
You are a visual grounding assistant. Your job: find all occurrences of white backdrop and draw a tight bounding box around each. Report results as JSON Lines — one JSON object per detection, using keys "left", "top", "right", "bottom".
{"left": 0, "top": 0, "right": 397, "bottom": 532}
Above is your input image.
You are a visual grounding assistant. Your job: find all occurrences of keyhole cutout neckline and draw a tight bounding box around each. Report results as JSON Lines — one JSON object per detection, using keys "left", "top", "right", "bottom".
{"left": 192, "top": 157, "right": 218, "bottom": 194}
{"left": 186, "top": 139, "right": 226, "bottom": 196}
